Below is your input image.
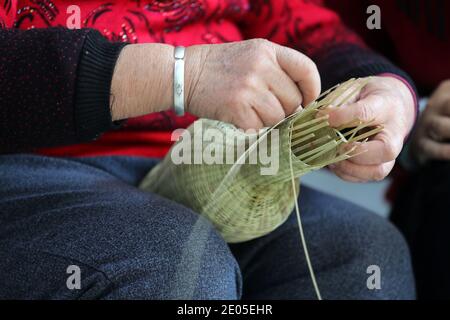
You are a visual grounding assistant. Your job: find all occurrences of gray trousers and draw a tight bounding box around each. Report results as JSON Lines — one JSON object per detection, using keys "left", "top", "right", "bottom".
{"left": 0, "top": 155, "right": 415, "bottom": 299}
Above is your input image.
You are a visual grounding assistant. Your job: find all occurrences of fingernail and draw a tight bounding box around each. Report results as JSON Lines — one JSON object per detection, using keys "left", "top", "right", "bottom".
{"left": 317, "top": 106, "right": 336, "bottom": 118}
{"left": 356, "top": 142, "right": 369, "bottom": 152}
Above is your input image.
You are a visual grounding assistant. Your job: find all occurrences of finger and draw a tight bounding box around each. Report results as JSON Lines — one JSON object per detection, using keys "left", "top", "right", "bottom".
{"left": 251, "top": 91, "right": 286, "bottom": 127}
{"left": 329, "top": 166, "right": 366, "bottom": 183}
{"left": 432, "top": 81, "right": 450, "bottom": 115}
{"left": 326, "top": 94, "right": 386, "bottom": 128}
{"left": 426, "top": 115, "right": 450, "bottom": 141}
{"left": 267, "top": 66, "right": 303, "bottom": 115}
{"left": 418, "top": 137, "right": 450, "bottom": 160}
{"left": 231, "top": 101, "right": 265, "bottom": 130}
{"left": 439, "top": 99, "right": 450, "bottom": 116}
{"left": 345, "top": 132, "right": 402, "bottom": 166}
{"left": 331, "top": 159, "right": 395, "bottom": 182}
{"left": 274, "top": 45, "right": 321, "bottom": 106}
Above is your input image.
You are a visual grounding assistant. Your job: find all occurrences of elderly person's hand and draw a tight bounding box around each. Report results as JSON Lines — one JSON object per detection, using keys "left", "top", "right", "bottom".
{"left": 185, "top": 39, "right": 321, "bottom": 130}
{"left": 411, "top": 80, "right": 450, "bottom": 163}
{"left": 110, "top": 40, "right": 321, "bottom": 131}
{"left": 323, "top": 76, "right": 416, "bottom": 182}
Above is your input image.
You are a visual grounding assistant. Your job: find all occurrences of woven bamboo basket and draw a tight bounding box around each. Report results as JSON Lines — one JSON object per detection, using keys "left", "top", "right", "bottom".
{"left": 139, "top": 78, "right": 381, "bottom": 243}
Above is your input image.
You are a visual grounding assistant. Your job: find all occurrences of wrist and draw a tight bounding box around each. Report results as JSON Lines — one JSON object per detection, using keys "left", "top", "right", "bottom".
{"left": 395, "top": 77, "right": 416, "bottom": 133}
{"left": 110, "top": 43, "right": 174, "bottom": 121}
{"left": 379, "top": 73, "right": 417, "bottom": 132}
{"left": 184, "top": 44, "right": 209, "bottom": 115}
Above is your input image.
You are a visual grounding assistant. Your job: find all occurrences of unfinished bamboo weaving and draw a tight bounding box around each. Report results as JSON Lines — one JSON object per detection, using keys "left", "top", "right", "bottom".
{"left": 140, "top": 77, "right": 380, "bottom": 242}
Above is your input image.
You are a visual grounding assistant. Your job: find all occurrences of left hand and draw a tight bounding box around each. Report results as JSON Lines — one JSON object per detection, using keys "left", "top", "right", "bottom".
{"left": 323, "top": 76, "right": 416, "bottom": 182}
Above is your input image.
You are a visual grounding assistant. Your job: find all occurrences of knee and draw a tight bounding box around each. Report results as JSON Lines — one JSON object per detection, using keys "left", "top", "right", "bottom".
{"left": 329, "top": 209, "right": 416, "bottom": 299}
{"left": 297, "top": 187, "right": 415, "bottom": 298}
{"left": 94, "top": 191, "right": 242, "bottom": 299}
{"left": 299, "top": 187, "right": 412, "bottom": 270}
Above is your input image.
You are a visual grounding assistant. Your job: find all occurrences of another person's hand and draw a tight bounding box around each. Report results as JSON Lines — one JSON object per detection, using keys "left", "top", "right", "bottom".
{"left": 185, "top": 39, "right": 321, "bottom": 130}
{"left": 323, "top": 76, "right": 416, "bottom": 182}
{"left": 411, "top": 80, "right": 450, "bottom": 163}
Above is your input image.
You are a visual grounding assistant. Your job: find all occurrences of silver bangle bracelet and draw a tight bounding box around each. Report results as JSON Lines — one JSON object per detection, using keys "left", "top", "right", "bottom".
{"left": 173, "top": 46, "right": 185, "bottom": 116}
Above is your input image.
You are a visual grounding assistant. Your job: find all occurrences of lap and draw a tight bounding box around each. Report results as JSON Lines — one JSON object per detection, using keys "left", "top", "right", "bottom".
{"left": 0, "top": 154, "right": 415, "bottom": 300}
{"left": 230, "top": 185, "right": 415, "bottom": 300}
{"left": 0, "top": 154, "right": 241, "bottom": 299}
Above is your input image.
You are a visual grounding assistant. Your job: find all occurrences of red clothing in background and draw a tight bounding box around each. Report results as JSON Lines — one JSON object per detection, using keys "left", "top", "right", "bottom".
{"left": 327, "top": 0, "right": 450, "bottom": 93}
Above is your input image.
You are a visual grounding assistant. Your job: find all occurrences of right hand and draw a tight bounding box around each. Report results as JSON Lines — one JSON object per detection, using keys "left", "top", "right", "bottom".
{"left": 411, "top": 80, "right": 450, "bottom": 162}
{"left": 185, "top": 39, "right": 321, "bottom": 130}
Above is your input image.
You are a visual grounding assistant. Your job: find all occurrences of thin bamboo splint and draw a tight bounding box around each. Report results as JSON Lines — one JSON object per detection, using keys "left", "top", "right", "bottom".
{"left": 139, "top": 78, "right": 382, "bottom": 244}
